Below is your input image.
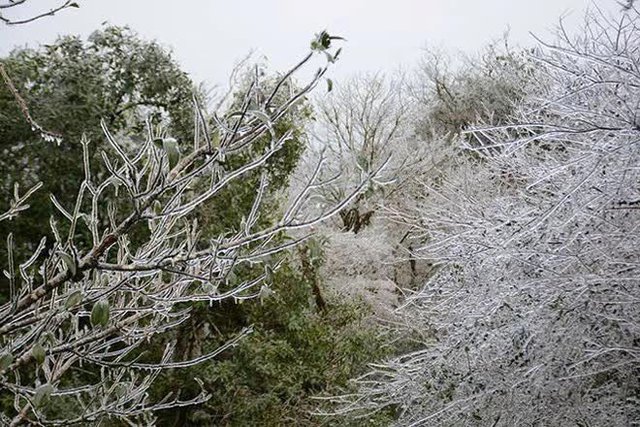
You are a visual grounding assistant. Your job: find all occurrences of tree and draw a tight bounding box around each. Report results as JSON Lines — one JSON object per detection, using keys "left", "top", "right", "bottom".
{"left": 411, "top": 40, "right": 536, "bottom": 141}
{"left": 170, "top": 240, "right": 392, "bottom": 426}
{"left": 149, "top": 63, "right": 384, "bottom": 426}
{"left": 0, "top": 25, "right": 196, "bottom": 280}
{"left": 310, "top": 73, "right": 411, "bottom": 233}
{"left": 0, "top": 32, "right": 384, "bottom": 425}
{"left": 332, "top": 7, "right": 640, "bottom": 426}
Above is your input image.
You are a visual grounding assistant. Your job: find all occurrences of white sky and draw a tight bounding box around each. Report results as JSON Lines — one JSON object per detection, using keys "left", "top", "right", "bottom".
{"left": 0, "top": 0, "right": 622, "bottom": 88}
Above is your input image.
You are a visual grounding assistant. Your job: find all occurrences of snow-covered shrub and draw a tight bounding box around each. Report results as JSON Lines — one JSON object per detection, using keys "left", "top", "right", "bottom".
{"left": 334, "top": 7, "right": 640, "bottom": 426}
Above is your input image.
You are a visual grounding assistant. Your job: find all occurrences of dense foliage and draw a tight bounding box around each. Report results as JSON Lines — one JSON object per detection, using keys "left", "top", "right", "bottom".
{"left": 154, "top": 244, "right": 392, "bottom": 426}
{"left": 0, "top": 25, "right": 195, "bottom": 272}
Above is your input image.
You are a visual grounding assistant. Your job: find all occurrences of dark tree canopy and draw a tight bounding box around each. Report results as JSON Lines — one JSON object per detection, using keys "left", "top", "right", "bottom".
{"left": 0, "top": 25, "right": 196, "bottom": 270}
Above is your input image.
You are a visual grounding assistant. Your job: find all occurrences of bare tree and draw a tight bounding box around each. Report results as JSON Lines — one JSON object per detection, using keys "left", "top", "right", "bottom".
{"left": 411, "top": 38, "right": 537, "bottom": 144}
{"left": 311, "top": 73, "right": 413, "bottom": 233}
{"left": 0, "top": 33, "right": 387, "bottom": 426}
{"left": 0, "top": 0, "right": 79, "bottom": 26}
{"left": 328, "top": 7, "right": 640, "bottom": 426}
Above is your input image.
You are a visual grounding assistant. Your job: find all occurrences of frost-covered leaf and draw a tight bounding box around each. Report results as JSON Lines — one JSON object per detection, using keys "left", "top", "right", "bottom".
{"left": 65, "top": 290, "right": 83, "bottom": 309}
{"left": 91, "top": 300, "right": 110, "bottom": 328}
{"left": 163, "top": 137, "right": 180, "bottom": 169}
{"left": 32, "top": 342, "right": 46, "bottom": 365}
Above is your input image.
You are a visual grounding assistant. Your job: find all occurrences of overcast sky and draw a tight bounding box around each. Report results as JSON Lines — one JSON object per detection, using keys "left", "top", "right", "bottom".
{"left": 0, "top": 0, "right": 622, "bottom": 88}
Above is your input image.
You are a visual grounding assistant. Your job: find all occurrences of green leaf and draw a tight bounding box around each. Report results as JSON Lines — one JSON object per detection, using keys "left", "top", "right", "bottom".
{"left": 326, "top": 78, "right": 333, "bottom": 93}
{"left": 65, "top": 290, "right": 83, "bottom": 309}
{"left": 356, "top": 153, "right": 369, "bottom": 171}
{"left": 33, "top": 384, "right": 53, "bottom": 408}
{"left": 152, "top": 200, "right": 163, "bottom": 215}
{"left": 311, "top": 30, "right": 331, "bottom": 51}
{"left": 32, "top": 342, "right": 46, "bottom": 365}
{"left": 333, "top": 47, "right": 343, "bottom": 61}
{"left": 69, "top": 2, "right": 80, "bottom": 7}
{"left": 258, "top": 284, "right": 274, "bottom": 304}
{"left": 163, "top": 137, "right": 180, "bottom": 169}
{"left": 113, "top": 382, "right": 128, "bottom": 398}
{"left": 320, "top": 31, "right": 331, "bottom": 49}
{"left": 58, "top": 251, "right": 76, "bottom": 276}
{"left": 41, "top": 332, "right": 56, "bottom": 346}
{"left": 250, "top": 110, "right": 272, "bottom": 126}
{"left": 311, "top": 32, "right": 345, "bottom": 51}
{"left": 308, "top": 239, "right": 323, "bottom": 261}
{"left": 211, "top": 130, "right": 221, "bottom": 149}
{"left": 91, "top": 299, "right": 110, "bottom": 328}
{"left": 264, "top": 265, "right": 274, "bottom": 284}
{"left": 0, "top": 353, "right": 14, "bottom": 371}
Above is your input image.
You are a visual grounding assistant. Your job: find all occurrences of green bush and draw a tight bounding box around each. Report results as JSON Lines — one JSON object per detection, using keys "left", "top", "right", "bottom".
{"left": 153, "top": 246, "right": 393, "bottom": 426}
